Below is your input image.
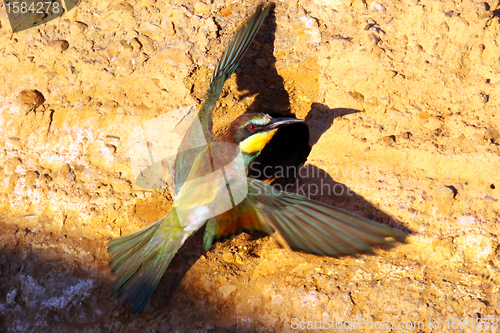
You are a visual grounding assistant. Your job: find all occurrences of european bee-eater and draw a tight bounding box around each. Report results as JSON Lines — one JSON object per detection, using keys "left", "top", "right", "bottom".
{"left": 108, "top": 3, "right": 406, "bottom": 314}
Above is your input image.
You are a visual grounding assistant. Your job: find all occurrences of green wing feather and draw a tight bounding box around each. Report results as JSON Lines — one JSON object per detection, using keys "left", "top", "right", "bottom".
{"left": 198, "top": 3, "right": 272, "bottom": 138}
{"left": 206, "top": 178, "right": 407, "bottom": 257}
{"left": 174, "top": 4, "right": 272, "bottom": 193}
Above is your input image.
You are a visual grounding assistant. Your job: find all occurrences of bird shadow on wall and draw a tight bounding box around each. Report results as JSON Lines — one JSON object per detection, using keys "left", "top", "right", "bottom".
{"left": 237, "top": 6, "right": 411, "bottom": 234}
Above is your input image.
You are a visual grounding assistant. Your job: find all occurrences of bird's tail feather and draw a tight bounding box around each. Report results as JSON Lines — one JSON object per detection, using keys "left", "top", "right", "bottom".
{"left": 108, "top": 210, "right": 186, "bottom": 314}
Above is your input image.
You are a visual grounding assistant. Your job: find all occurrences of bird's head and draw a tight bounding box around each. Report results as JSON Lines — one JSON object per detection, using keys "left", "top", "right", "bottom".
{"left": 224, "top": 113, "right": 303, "bottom": 157}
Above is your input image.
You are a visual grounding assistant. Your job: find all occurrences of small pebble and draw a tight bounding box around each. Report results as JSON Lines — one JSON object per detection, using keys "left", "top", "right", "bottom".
{"left": 120, "top": 40, "right": 133, "bottom": 51}
{"left": 71, "top": 21, "right": 88, "bottom": 32}
{"left": 435, "top": 186, "right": 456, "bottom": 212}
{"left": 220, "top": 7, "right": 232, "bottom": 17}
{"left": 129, "top": 38, "right": 142, "bottom": 50}
{"left": 137, "top": 22, "right": 163, "bottom": 39}
{"left": 479, "top": 2, "right": 490, "bottom": 11}
{"left": 219, "top": 284, "right": 237, "bottom": 297}
{"left": 387, "top": 108, "right": 404, "bottom": 120}
{"left": 105, "top": 144, "right": 117, "bottom": 153}
{"left": 440, "top": 186, "right": 457, "bottom": 199}
{"left": 162, "top": 19, "right": 175, "bottom": 36}
{"left": 485, "top": 127, "right": 499, "bottom": 143}
{"left": 382, "top": 135, "right": 396, "bottom": 144}
{"left": 401, "top": 132, "right": 412, "bottom": 140}
{"left": 349, "top": 91, "right": 364, "bottom": 103}
{"left": 59, "top": 164, "right": 71, "bottom": 178}
{"left": 25, "top": 171, "right": 39, "bottom": 185}
{"left": 194, "top": 2, "right": 210, "bottom": 15}
{"left": 47, "top": 40, "right": 69, "bottom": 51}
{"left": 19, "top": 90, "right": 45, "bottom": 108}
{"left": 235, "top": 254, "right": 245, "bottom": 265}
{"left": 110, "top": 1, "right": 134, "bottom": 12}
{"left": 222, "top": 252, "right": 234, "bottom": 263}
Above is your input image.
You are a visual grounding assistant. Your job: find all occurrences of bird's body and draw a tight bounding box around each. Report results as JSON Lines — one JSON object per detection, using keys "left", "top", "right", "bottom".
{"left": 108, "top": 3, "right": 406, "bottom": 314}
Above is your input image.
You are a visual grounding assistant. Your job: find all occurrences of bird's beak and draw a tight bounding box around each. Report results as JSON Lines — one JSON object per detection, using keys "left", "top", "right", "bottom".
{"left": 267, "top": 117, "right": 304, "bottom": 130}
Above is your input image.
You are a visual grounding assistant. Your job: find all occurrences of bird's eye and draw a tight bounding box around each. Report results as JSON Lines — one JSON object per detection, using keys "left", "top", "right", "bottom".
{"left": 248, "top": 124, "right": 257, "bottom": 131}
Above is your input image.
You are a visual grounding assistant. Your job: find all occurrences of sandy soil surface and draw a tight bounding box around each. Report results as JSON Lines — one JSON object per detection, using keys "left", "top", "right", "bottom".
{"left": 1, "top": 0, "right": 500, "bottom": 332}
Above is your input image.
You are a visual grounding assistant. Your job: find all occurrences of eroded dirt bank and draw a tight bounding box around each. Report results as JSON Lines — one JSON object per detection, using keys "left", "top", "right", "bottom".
{"left": 1, "top": 0, "right": 500, "bottom": 332}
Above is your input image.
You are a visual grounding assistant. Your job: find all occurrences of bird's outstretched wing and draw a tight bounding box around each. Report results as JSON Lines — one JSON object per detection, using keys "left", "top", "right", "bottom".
{"left": 175, "top": 4, "right": 272, "bottom": 193}
{"left": 205, "top": 178, "right": 407, "bottom": 257}
{"left": 198, "top": 3, "right": 272, "bottom": 139}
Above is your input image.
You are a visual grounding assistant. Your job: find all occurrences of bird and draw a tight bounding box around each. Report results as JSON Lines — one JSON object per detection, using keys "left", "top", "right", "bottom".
{"left": 108, "top": 3, "right": 406, "bottom": 314}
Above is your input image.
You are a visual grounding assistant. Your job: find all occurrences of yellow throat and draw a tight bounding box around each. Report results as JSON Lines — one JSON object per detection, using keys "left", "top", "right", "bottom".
{"left": 239, "top": 129, "right": 278, "bottom": 154}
